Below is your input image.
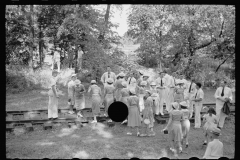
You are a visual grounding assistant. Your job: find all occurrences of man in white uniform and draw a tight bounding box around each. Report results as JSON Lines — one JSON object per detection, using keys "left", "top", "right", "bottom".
{"left": 192, "top": 82, "right": 204, "bottom": 128}
{"left": 164, "top": 72, "right": 175, "bottom": 112}
{"left": 101, "top": 66, "right": 116, "bottom": 87}
{"left": 214, "top": 80, "right": 232, "bottom": 129}
{"left": 185, "top": 77, "right": 196, "bottom": 118}
{"left": 155, "top": 71, "right": 167, "bottom": 116}
{"left": 68, "top": 74, "right": 77, "bottom": 114}
{"left": 52, "top": 48, "right": 61, "bottom": 72}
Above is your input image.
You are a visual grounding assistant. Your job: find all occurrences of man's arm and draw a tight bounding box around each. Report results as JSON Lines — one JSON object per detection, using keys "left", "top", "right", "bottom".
{"left": 100, "top": 73, "right": 105, "bottom": 84}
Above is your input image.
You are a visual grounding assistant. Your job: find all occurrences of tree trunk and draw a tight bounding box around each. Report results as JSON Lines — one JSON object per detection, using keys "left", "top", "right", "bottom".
{"left": 74, "top": 45, "right": 79, "bottom": 74}
{"left": 78, "top": 49, "right": 83, "bottom": 71}
{"left": 98, "top": 4, "right": 111, "bottom": 44}
{"left": 29, "top": 5, "right": 34, "bottom": 68}
{"left": 39, "top": 26, "right": 43, "bottom": 68}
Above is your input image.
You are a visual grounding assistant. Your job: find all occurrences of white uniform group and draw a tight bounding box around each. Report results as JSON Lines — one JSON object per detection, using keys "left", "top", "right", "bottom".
{"left": 47, "top": 67, "right": 234, "bottom": 159}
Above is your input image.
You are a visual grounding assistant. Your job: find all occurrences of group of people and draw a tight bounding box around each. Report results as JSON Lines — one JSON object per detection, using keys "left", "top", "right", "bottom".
{"left": 47, "top": 66, "right": 234, "bottom": 159}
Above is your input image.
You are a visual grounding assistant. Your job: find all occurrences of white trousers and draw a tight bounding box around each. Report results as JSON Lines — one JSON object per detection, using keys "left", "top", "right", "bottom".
{"left": 194, "top": 102, "right": 203, "bottom": 128}
{"left": 216, "top": 104, "right": 227, "bottom": 128}
{"left": 166, "top": 88, "right": 175, "bottom": 112}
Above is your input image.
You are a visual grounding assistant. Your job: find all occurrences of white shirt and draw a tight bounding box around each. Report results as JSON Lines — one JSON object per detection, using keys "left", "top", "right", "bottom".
{"left": 155, "top": 77, "right": 167, "bottom": 88}
{"left": 164, "top": 74, "right": 175, "bottom": 88}
{"left": 53, "top": 51, "right": 61, "bottom": 62}
{"left": 101, "top": 72, "right": 116, "bottom": 84}
{"left": 194, "top": 88, "right": 204, "bottom": 105}
{"left": 203, "top": 139, "right": 223, "bottom": 159}
{"left": 214, "top": 86, "right": 232, "bottom": 109}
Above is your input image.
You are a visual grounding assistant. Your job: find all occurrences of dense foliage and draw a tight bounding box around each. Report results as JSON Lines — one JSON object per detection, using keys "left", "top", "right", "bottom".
{"left": 127, "top": 5, "right": 235, "bottom": 81}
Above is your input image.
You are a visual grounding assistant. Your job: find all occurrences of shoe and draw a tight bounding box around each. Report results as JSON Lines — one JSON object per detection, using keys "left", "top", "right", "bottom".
{"left": 137, "top": 132, "right": 140, "bottom": 137}
{"left": 127, "top": 132, "right": 132, "bottom": 135}
{"left": 108, "top": 119, "right": 112, "bottom": 123}
{"left": 121, "top": 120, "right": 127, "bottom": 124}
{"left": 179, "top": 147, "right": 182, "bottom": 153}
{"left": 91, "top": 120, "right": 97, "bottom": 123}
{"left": 186, "top": 143, "right": 188, "bottom": 148}
{"left": 203, "top": 142, "right": 207, "bottom": 145}
{"left": 217, "top": 126, "right": 222, "bottom": 130}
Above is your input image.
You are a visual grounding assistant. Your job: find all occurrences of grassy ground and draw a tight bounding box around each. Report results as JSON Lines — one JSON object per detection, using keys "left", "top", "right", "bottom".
{"left": 6, "top": 87, "right": 235, "bottom": 159}
{"left": 6, "top": 115, "right": 235, "bottom": 159}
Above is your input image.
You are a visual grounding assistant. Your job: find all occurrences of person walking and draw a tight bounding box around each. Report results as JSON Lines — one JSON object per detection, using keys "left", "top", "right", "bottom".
{"left": 68, "top": 74, "right": 77, "bottom": 114}
{"left": 192, "top": 82, "right": 204, "bottom": 129}
{"left": 162, "top": 102, "right": 184, "bottom": 154}
{"left": 48, "top": 70, "right": 59, "bottom": 120}
{"left": 101, "top": 66, "right": 116, "bottom": 87}
{"left": 179, "top": 101, "right": 191, "bottom": 148}
{"left": 74, "top": 79, "right": 86, "bottom": 118}
{"left": 126, "top": 88, "right": 142, "bottom": 136}
{"left": 214, "top": 80, "right": 232, "bottom": 129}
{"left": 88, "top": 80, "right": 102, "bottom": 123}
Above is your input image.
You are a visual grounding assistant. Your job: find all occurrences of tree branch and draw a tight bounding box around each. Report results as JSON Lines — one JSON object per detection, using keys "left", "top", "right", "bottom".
{"left": 215, "top": 53, "right": 234, "bottom": 73}
{"left": 194, "top": 38, "right": 216, "bottom": 51}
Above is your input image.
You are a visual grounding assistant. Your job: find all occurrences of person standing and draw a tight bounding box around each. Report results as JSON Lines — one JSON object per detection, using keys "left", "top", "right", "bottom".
{"left": 174, "top": 81, "right": 185, "bottom": 103}
{"left": 68, "top": 74, "right": 77, "bottom": 114}
{"left": 88, "top": 80, "right": 102, "bottom": 123}
{"left": 185, "top": 77, "right": 196, "bottom": 118}
{"left": 165, "top": 72, "right": 176, "bottom": 113}
{"left": 48, "top": 70, "right": 59, "bottom": 120}
{"left": 142, "top": 75, "right": 150, "bottom": 90}
{"left": 155, "top": 71, "right": 167, "bottom": 116}
{"left": 214, "top": 80, "right": 232, "bottom": 129}
{"left": 149, "top": 82, "right": 160, "bottom": 116}
{"left": 120, "top": 81, "right": 130, "bottom": 125}
{"left": 192, "top": 82, "right": 204, "bottom": 129}
{"left": 137, "top": 81, "right": 148, "bottom": 113}
{"left": 74, "top": 79, "right": 86, "bottom": 118}
{"left": 137, "top": 71, "right": 144, "bottom": 86}
{"left": 114, "top": 72, "right": 126, "bottom": 101}
{"left": 127, "top": 72, "right": 137, "bottom": 92}
{"left": 126, "top": 88, "right": 142, "bottom": 136}
{"left": 162, "top": 102, "right": 184, "bottom": 154}
{"left": 52, "top": 47, "right": 61, "bottom": 72}
{"left": 103, "top": 78, "right": 115, "bottom": 122}
{"left": 101, "top": 66, "right": 116, "bottom": 87}
{"left": 203, "top": 126, "right": 223, "bottom": 159}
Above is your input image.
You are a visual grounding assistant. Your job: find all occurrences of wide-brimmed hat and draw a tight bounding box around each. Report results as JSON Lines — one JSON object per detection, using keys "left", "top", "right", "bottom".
{"left": 140, "top": 81, "right": 147, "bottom": 86}
{"left": 150, "top": 82, "right": 157, "bottom": 86}
{"left": 179, "top": 101, "right": 188, "bottom": 108}
{"left": 139, "top": 71, "right": 144, "bottom": 75}
{"left": 118, "top": 72, "right": 125, "bottom": 77}
{"left": 129, "top": 88, "right": 136, "bottom": 95}
{"left": 172, "top": 102, "right": 179, "bottom": 110}
{"left": 75, "top": 79, "right": 81, "bottom": 85}
{"left": 107, "top": 78, "right": 114, "bottom": 84}
{"left": 71, "top": 73, "right": 77, "bottom": 77}
{"left": 209, "top": 126, "right": 222, "bottom": 136}
{"left": 91, "top": 80, "right": 96, "bottom": 84}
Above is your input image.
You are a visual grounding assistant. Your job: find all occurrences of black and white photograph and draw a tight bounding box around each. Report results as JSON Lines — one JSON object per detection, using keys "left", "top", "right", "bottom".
{"left": 6, "top": 4, "right": 235, "bottom": 159}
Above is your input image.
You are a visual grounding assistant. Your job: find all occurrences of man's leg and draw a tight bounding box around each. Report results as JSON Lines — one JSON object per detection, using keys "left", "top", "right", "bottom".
{"left": 218, "top": 111, "right": 227, "bottom": 128}
{"left": 194, "top": 104, "right": 201, "bottom": 128}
